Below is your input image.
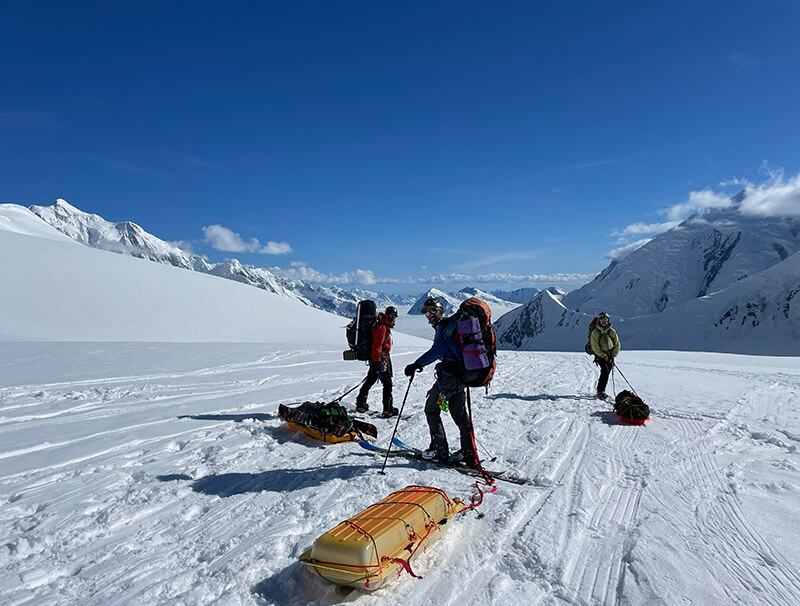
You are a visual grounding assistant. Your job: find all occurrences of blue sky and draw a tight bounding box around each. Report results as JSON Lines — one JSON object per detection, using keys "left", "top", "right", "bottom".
{"left": 2, "top": 1, "right": 799, "bottom": 294}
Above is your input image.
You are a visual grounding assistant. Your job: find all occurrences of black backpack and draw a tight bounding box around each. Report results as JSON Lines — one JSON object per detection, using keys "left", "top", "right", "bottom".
{"left": 450, "top": 297, "right": 496, "bottom": 388}
{"left": 281, "top": 401, "right": 354, "bottom": 438}
{"left": 614, "top": 390, "right": 650, "bottom": 421}
{"left": 584, "top": 316, "right": 599, "bottom": 355}
{"left": 344, "top": 300, "right": 377, "bottom": 361}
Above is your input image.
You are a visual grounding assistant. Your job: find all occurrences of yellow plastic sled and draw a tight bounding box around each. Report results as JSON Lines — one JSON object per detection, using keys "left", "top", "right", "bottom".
{"left": 278, "top": 402, "right": 377, "bottom": 442}
{"left": 299, "top": 485, "right": 464, "bottom": 590}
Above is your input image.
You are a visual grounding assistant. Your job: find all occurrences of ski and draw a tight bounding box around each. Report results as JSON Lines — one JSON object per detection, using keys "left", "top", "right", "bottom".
{"left": 359, "top": 440, "right": 416, "bottom": 457}
{"left": 351, "top": 419, "right": 378, "bottom": 439}
{"left": 358, "top": 440, "right": 531, "bottom": 485}
{"left": 356, "top": 410, "right": 412, "bottom": 421}
{"left": 392, "top": 438, "right": 532, "bottom": 485}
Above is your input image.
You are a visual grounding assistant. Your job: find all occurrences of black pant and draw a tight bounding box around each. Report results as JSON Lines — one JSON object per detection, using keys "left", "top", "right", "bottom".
{"left": 596, "top": 357, "right": 613, "bottom": 393}
{"left": 356, "top": 360, "right": 393, "bottom": 411}
{"left": 423, "top": 372, "right": 474, "bottom": 456}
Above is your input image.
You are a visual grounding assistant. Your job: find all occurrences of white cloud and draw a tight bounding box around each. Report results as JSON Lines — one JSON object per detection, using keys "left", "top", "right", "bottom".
{"left": 727, "top": 52, "right": 757, "bottom": 69}
{"left": 268, "top": 262, "right": 594, "bottom": 288}
{"left": 260, "top": 241, "right": 293, "bottom": 255}
{"left": 611, "top": 221, "right": 680, "bottom": 237}
{"left": 424, "top": 272, "right": 595, "bottom": 284}
{"left": 203, "top": 225, "right": 292, "bottom": 254}
{"left": 606, "top": 165, "right": 800, "bottom": 262}
{"left": 739, "top": 171, "right": 800, "bottom": 217}
{"left": 665, "top": 189, "right": 733, "bottom": 221}
{"left": 270, "top": 262, "right": 379, "bottom": 286}
{"left": 459, "top": 251, "right": 539, "bottom": 270}
{"left": 608, "top": 238, "right": 652, "bottom": 261}
{"left": 665, "top": 164, "right": 799, "bottom": 221}
{"left": 168, "top": 240, "right": 196, "bottom": 254}
{"left": 355, "top": 269, "right": 377, "bottom": 285}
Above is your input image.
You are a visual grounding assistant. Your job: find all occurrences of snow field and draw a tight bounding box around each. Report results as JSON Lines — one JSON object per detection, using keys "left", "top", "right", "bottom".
{"left": 1, "top": 344, "right": 799, "bottom": 605}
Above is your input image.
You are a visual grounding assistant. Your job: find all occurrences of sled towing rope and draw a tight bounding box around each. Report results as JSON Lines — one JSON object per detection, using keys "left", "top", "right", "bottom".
{"left": 459, "top": 386, "right": 497, "bottom": 512}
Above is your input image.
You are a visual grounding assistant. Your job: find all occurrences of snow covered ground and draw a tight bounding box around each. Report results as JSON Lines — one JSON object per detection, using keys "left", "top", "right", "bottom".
{"left": 2, "top": 345, "right": 799, "bottom": 605}
{"left": 2, "top": 205, "right": 800, "bottom": 605}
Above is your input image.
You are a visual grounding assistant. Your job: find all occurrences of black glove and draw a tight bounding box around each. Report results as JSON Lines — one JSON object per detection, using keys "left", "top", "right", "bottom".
{"left": 404, "top": 363, "right": 422, "bottom": 377}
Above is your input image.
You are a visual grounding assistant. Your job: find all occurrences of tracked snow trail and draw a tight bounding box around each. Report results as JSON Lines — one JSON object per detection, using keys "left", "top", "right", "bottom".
{"left": 1, "top": 345, "right": 799, "bottom": 605}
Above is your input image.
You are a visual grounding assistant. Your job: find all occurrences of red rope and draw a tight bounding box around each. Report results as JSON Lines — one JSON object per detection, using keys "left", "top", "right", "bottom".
{"left": 448, "top": 388, "right": 497, "bottom": 512}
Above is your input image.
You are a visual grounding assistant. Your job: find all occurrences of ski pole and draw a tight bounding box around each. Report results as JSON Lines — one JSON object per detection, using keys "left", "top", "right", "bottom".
{"left": 379, "top": 374, "right": 414, "bottom": 475}
{"left": 473, "top": 436, "right": 497, "bottom": 463}
{"left": 612, "top": 362, "right": 639, "bottom": 396}
{"left": 611, "top": 364, "right": 617, "bottom": 396}
{"left": 331, "top": 377, "right": 368, "bottom": 404}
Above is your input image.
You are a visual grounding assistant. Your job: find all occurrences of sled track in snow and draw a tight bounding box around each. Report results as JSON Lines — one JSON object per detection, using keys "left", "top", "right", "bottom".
{"left": 557, "top": 417, "right": 650, "bottom": 606}
{"left": 659, "top": 416, "right": 800, "bottom": 605}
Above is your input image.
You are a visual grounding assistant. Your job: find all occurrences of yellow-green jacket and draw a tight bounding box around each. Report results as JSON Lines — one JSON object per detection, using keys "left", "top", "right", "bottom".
{"left": 590, "top": 325, "right": 620, "bottom": 359}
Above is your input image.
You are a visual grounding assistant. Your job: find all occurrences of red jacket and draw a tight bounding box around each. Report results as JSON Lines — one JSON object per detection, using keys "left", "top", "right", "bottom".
{"left": 371, "top": 314, "right": 393, "bottom": 362}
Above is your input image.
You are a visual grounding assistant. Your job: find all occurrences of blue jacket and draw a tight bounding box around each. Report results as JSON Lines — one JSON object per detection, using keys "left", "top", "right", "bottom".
{"left": 415, "top": 316, "right": 462, "bottom": 375}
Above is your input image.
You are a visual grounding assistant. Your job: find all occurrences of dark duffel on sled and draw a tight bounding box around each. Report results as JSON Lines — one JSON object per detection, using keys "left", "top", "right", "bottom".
{"left": 613, "top": 390, "right": 650, "bottom": 425}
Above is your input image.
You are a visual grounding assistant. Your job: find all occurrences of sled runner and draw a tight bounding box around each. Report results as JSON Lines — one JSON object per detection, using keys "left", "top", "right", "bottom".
{"left": 613, "top": 390, "right": 650, "bottom": 425}
{"left": 299, "top": 485, "right": 464, "bottom": 590}
{"left": 278, "top": 402, "right": 377, "bottom": 442}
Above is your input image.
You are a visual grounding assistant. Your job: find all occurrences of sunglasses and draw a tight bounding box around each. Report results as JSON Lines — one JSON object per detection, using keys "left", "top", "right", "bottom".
{"left": 424, "top": 309, "right": 439, "bottom": 318}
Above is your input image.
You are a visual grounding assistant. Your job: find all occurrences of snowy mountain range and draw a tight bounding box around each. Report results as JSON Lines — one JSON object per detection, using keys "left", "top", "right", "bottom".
{"left": 491, "top": 287, "right": 544, "bottom": 303}
{"left": 24, "top": 199, "right": 518, "bottom": 320}
{"left": 16, "top": 197, "right": 799, "bottom": 354}
{"left": 562, "top": 194, "right": 800, "bottom": 317}
{"left": 26, "top": 199, "right": 415, "bottom": 317}
{"left": 408, "top": 287, "right": 520, "bottom": 318}
{"left": 495, "top": 196, "right": 800, "bottom": 355}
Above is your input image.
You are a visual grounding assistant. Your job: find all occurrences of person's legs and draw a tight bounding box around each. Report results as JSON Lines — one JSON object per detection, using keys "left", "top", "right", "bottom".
{"left": 381, "top": 360, "right": 394, "bottom": 412}
{"left": 597, "top": 359, "right": 611, "bottom": 393}
{"left": 445, "top": 381, "right": 476, "bottom": 465}
{"left": 356, "top": 366, "right": 379, "bottom": 411}
{"left": 424, "top": 383, "right": 449, "bottom": 457}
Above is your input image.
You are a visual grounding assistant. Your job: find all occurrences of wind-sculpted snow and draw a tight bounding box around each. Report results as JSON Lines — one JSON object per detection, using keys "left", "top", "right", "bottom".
{"left": 1, "top": 344, "right": 799, "bottom": 605}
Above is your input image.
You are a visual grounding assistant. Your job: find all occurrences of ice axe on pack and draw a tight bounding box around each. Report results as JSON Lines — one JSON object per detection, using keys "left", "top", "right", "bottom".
{"left": 378, "top": 374, "right": 414, "bottom": 475}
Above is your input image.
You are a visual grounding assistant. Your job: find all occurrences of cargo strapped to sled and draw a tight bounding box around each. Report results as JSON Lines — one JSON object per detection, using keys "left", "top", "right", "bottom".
{"left": 299, "top": 485, "right": 463, "bottom": 590}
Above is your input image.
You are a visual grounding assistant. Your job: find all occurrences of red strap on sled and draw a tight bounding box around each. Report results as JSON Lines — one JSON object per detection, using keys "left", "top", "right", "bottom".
{"left": 382, "top": 555, "right": 423, "bottom": 579}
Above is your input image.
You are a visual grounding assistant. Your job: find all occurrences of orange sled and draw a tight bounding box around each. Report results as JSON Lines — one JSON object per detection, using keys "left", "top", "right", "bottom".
{"left": 299, "top": 485, "right": 464, "bottom": 590}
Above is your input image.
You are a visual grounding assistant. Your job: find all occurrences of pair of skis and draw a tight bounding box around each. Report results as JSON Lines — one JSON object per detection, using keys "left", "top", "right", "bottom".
{"left": 359, "top": 438, "right": 531, "bottom": 485}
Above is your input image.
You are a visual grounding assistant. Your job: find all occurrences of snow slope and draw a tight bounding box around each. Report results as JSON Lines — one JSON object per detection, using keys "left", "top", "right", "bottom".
{"left": 495, "top": 254, "right": 800, "bottom": 355}
{"left": 0, "top": 207, "right": 426, "bottom": 346}
{"left": 1, "top": 345, "right": 799, "bottom": 605}
{"left": 563, "top": 201, "right": 800, "bottom": 318}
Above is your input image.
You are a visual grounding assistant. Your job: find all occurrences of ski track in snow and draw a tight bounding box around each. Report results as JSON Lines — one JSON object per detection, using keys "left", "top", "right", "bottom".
{"left": 1, "top": 345, "right": 799, "bottom": 605}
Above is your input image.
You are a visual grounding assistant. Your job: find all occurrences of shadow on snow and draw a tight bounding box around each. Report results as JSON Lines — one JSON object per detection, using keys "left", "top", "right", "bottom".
{"left": 487, "top": 392, "right": 593, "bottom": 402}
{"left": 178, "top": 412, "right": 278, "bottom": 422}
{"left": 157, "top": 463, "right": 371, "bottom": 497}
{"left": 253, "top": 560, "right": 357, "bottom": 605}
{"left": 590, "top": 410, "right": 629, "bottom": 425}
